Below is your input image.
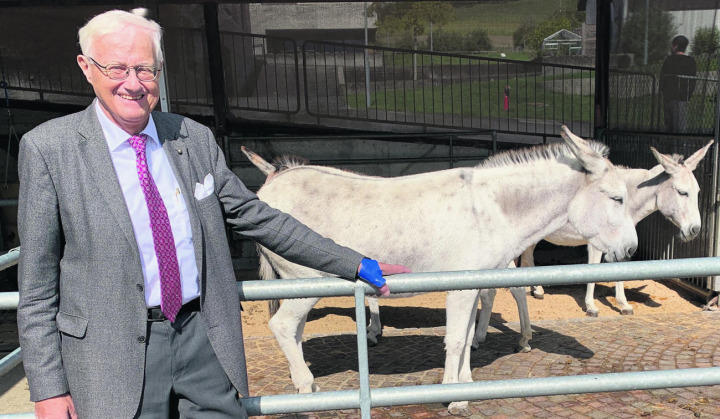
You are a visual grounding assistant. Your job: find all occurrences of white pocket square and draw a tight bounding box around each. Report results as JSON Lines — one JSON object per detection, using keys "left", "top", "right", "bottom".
{"left": 194, "top": 173, "right": 214, "bottom": 200}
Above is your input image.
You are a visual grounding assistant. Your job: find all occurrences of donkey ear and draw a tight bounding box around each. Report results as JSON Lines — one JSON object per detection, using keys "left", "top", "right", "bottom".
{"left": 650, "top": 146, "right": 682, "bottom": 176}
{"left": 560, "top": 125, "right": 608, "bottom": 175}
{"left": 683, "top": 140, "right": 714, "bottom": 171}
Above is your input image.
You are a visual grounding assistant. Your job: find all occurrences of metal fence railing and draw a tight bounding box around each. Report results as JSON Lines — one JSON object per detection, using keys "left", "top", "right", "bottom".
{"left": 302, "top": 40, "right": 595, "bottom": 137}
{"left": 3, "top": 248, "right": 720, "bottom": 418}
{"left": 2, "top": 28, "right": 717, "bottom": 139}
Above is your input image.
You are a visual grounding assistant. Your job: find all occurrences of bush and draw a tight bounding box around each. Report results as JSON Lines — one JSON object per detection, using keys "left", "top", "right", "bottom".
{"left": 467, "top": 30, "right": 493, "bottom": 51}
{"left": 427, "top": 29, "right": 492, "bottom": 52}
{"left": 513, "top": 17, "right": 536, "bottom": 50}
{"left": 430, "top": 30, "right": 469, "bottom": 51}
{"left": 692, "top": 27, "right": 720, "bottom": 55}
{"left": 395, "top": 32, "right": 417, "bottom": 50}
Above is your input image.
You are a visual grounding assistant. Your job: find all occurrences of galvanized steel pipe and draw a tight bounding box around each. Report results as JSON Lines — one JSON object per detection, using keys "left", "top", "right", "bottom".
{"left": 0, "top": 247, "right": 19, "bottom": 271}
{"left": 239, "top": 367, "right": 720, "bottom": 415}
{"left": 237, "top": 256, "right": 720, "bottom": 300}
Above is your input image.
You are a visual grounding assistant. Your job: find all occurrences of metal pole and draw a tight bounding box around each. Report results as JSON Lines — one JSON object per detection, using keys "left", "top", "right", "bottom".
{"left": 236, "top": 367, "right": 720, "bottom": 416}
{"left": 0, "top": 348, "right": 22, "bottom": 377}
{"left": 0, "top": 247, "right": 19, "bottom": 272}
{"left": 364, "top": 2, "right": 371, "bottom": 109}
{"left": 354, "top": 286, "right": 371, "bottom": 418}
{"left": 712, "top": 53, "right": 720, "bottom": 289}
{"left": 643, "top": 0, "right": 649, "bottom": 65}
{"left": 237, "top": 257, "right": 720, "bottom": 301}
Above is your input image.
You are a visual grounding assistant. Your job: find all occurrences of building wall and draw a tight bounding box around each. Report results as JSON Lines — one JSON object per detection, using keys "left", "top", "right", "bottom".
{"left": 249, "top": 2, "right": 376, "bottom": 34}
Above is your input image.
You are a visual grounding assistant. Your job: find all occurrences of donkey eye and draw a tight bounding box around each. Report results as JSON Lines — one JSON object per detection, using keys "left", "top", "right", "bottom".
{"left": 611, "top": 196, "right": 624, "bottom": 204}
{"left": 677, "top": 190, "right": 689, "bottom": 197}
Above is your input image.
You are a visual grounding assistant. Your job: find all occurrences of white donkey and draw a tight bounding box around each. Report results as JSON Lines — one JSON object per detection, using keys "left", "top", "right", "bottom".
{"left": 243, "top": 126, "right": 638, "bottom": 416}
{"left": 470, "top": 141, "right": 713, "bottom": 351}
{"left": 516, "top": 141, "right": 713, "bottom": 310}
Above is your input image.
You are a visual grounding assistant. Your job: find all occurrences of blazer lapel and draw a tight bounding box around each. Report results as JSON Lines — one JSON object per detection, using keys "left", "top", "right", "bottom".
{"left": 154, "top": 112, "right": 205, "bottom": 280}
{"left": 76, "top": 105, "right": 139, "bottom": 253}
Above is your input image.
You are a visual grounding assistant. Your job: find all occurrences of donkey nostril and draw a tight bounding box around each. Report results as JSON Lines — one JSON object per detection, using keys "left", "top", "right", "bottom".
{"left": 627, "top": 246, "right": 637, "bottom": 258}
{"left": 691, "top": 226, "right": 700, "bottom": 236}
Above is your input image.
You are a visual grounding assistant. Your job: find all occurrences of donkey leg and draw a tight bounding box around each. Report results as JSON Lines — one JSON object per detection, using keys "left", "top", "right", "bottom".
{"left": 584, "top": 246, "right": 603, "bottom": 317}
{"left": 509, "top": 286, "right": 532, "bottom": 352}
{"left": 615, "top": 281, "right": 634, "bottom": 315}
{"left": 585, "top": 283, "right": 600, "bottom": 317}
{"left": 521, "top": 244, "right": 544, "bottom": 299}
{"left": 366, "top": 295, "right": 382, "bottom": 345}
{"left": 444, "top": 289, "right": 480, "bottom": 417}
{"left": 268, "top": 297, "right": 321, "bottom": 393}
{"left": 472, "top": 288, "right": 497, "bottom": 350}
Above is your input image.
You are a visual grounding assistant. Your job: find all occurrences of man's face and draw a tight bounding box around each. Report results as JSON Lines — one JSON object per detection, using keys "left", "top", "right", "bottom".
{"left": 77, "top": 28, "right": 160, "bottom": 135}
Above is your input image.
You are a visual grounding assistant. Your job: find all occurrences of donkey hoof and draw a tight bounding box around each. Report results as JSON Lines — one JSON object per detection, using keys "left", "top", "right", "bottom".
{"left": 533, "top": 293, "right": 545, "bottom": 300}
{"left": 621, "top": 308, "right": 634, "bottom": 316}
{"left": 448, "top": 401, "right": 472, "bottom": 417}
{"left": 297, "top": 383, "right": 320, "bottom": 394}
{"left": 515, "top": 344, "right": 531, "bottom": 353}
{"left": 586, "top": 310, "right": 599, "bottom": 318}
{"left": 367, "top": 339, "right": 378, "bottom": 347}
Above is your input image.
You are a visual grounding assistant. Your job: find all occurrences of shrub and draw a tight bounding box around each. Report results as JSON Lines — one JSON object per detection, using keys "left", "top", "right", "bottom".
{"left": 513, "top": 17, "right": 536, "bottom": 50}
{"left": 692, "top": 27, "right": 720, "bottom": 55}
{"left": 431, "top": 30, "right": 469, "bottom": 51}
{"left": 467, "top": 30, "right": 493, "bottom": 51}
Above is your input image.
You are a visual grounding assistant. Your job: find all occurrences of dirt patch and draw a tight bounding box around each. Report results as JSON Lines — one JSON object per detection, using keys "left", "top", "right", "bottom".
{"left": 241, "top": 279, "right": 708, "bottom": 337}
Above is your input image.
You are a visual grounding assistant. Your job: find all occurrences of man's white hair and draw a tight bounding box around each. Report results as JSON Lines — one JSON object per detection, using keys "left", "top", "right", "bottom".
{"left": 78, "top": 8, "right": 163, "bottom": 63}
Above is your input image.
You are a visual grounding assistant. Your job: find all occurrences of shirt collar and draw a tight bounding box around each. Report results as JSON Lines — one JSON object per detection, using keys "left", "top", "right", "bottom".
{"left": 94, "top": 99, "right": 160, "bottom": 152}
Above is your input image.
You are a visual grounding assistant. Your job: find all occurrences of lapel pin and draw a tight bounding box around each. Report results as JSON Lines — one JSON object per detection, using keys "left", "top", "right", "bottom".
{"left": 177, "top": 149, "right": 183, "bottom": 155}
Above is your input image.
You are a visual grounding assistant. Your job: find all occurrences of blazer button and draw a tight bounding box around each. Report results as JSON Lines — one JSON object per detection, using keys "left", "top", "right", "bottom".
{"left": 136, "top": 284, "right": 144, "bottom": 292}
{"left": 137, "top": 336, "right": 146, "bottom": 343}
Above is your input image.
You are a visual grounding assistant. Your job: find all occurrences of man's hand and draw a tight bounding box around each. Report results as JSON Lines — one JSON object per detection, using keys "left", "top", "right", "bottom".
{"left": 357, "top": 259, "right": 412, "bottom": 296}
{"left": 35, "top": 393, "right": 77, "bottom": 419}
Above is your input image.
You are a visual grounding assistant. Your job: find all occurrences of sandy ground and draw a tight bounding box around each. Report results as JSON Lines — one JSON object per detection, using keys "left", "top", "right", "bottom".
{"left": 0, "top": 278, "right": 709, "bottom": 414}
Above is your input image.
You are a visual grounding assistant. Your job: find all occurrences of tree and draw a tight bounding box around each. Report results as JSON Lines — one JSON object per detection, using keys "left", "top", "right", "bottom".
{"left": 369, "top": 2, "right": 455, "bottom": 78}
{"left": 692, "top": 26, "right": 720, "bottom": 56}
{"left": 618, "top": 8, "right": 675, "bottom": 66}
{"left": 369, "top": 2, "right": 455, "bottom": 50}
{"left": 513, "top": 16, "right": 536, "bottom": 51}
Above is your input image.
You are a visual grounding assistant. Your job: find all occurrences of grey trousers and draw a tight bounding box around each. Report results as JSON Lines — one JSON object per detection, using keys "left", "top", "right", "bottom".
{"left": 134, "top": 311, "right": 248, "bottom": 419}
{"left": 664, "top": 100, "right": 690, "bottom": 133}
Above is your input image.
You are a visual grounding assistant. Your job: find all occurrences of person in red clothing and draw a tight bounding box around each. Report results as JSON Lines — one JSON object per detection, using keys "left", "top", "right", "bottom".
{"left": 660, "top": 35, "right": 697, "bottom": 133}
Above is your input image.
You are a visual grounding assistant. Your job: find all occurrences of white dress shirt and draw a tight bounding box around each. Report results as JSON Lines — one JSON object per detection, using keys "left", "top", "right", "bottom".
{"left": 95, "top": 100, "right": 200, "bottom": 307}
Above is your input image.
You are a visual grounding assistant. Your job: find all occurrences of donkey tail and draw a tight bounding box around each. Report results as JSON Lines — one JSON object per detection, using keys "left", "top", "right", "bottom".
{"left": 241, "top": 146, "right": 310, "bottom": 180}
{"left": 256, "top": 248, "right": 281, "bottom": 316}
{"left": 241, "top": 146, "right": 277, "bottom": 176}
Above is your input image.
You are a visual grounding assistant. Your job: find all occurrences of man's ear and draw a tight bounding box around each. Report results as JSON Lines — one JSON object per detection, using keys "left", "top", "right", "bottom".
{"left": 77, "top": 55, "right": 93, "bottom": 84}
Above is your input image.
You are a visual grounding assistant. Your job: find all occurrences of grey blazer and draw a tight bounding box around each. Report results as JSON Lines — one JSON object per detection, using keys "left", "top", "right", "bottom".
{"left": 16, "top": 104, "right": 364, "bottom": 418}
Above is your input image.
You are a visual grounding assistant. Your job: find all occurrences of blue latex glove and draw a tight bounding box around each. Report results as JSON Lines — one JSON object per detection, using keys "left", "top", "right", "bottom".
{"left": 357, "top": 258, "right": 390, "bottom": 296}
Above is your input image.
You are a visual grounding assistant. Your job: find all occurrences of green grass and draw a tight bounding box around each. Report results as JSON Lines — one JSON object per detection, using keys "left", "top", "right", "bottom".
{"left": 346, "top": 72, "right": 594, "bottom": 123}
{"left": 445, "top": 0, "right": 578, "bottom": 37}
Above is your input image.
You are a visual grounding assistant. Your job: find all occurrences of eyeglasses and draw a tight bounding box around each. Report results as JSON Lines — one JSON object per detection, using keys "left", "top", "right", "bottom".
{"left": 86, "top": 56, "right": 161, "bottom": 82}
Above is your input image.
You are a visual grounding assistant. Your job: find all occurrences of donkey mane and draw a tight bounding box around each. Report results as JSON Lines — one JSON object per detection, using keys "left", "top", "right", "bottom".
{"left": 268, "top": 139, "right": 613, "bottom": 175}
{"left": 480, "top": 140, "right": 610, "bottom": 170}
{"left": 270, "top": 155, "right": 310, "bottom": 172}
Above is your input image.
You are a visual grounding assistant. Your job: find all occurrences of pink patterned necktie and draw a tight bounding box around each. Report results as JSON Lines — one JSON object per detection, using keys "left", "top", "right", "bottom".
{"left": 129, "top": 134, "right": 182, "bottom": 322}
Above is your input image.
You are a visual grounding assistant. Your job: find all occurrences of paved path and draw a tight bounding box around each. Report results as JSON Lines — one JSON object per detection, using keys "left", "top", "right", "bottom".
{"left": 247, "top": 312, "right": 720, "bottom": 418}
{"left": 3, "top": 311, "right": 720, "bottom": 418}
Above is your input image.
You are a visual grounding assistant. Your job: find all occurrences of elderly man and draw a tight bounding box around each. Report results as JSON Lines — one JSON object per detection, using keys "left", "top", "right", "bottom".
{"left": 17, "top": 8, "right": 408, "bottom": 419}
